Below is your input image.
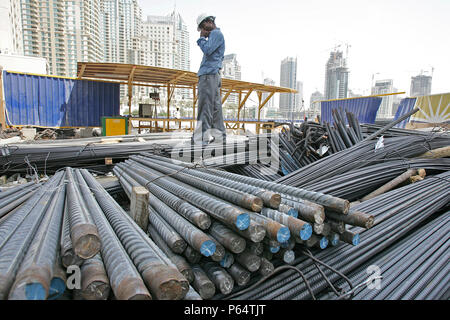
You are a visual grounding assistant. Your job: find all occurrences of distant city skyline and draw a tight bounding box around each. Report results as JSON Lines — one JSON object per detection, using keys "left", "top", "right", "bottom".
{"left": 1, "top": 0, "right": 448, "bottom": 116}
{"left": 136, "top": 0, "right": 449, "bottom": 109}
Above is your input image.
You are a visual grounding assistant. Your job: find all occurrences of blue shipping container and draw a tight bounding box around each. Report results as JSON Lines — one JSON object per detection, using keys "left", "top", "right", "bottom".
{"left": 3, "top": 71, "right": 120, "bottom": 127}
{"left": 320, "top": 97, "right": 382, "bottom": 125}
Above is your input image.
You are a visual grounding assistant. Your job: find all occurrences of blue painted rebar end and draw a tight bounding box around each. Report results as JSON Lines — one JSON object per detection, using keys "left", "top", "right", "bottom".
{"left": 25, "top": 283, "right": 47, "bottom": 300}
{"left": 288, "top": 208, "right": 298, "bottom": 218}
{"left": 299, "top": 223, "right": 312, "bottom": 241}
{"left": 353, "top": 234, "right": 360, "bottom": 246}
{"left": 235, "top": 213, "right": 250, "bottom": 231}
{"left": 48, "top": 278, "right": 66, "bottom": 300}
{"left": 320, "top": 237, "right": 329, "bottom": 249}
{"left": 270, "top": 246, "right": 280, "bottom": 253}
{"left": 200, "top": 240, "right": 216, "bottom": 257}
{"left": 277, "top": 227, "right": 291, "bottom": 243}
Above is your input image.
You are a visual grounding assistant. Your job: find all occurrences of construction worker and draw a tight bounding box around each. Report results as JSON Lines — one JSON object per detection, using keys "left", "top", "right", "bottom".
{"left": 192, "top": 13, "right": 226, "bottom": 145}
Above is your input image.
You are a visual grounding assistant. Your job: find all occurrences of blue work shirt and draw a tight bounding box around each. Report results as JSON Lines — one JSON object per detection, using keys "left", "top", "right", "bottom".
{"left": 197, "top": 28, "right": 225, "bottom": 76}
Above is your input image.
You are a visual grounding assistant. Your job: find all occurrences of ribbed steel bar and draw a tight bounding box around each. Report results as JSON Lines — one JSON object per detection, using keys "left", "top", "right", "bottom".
{"left": 148, "top": 205, "right": 187, "bottom": 254}
{"left": 259, "top": 208, "right": 312, "bottom": 241}
{"left": 0, "top": 175, "right": 60, "bottom": 246}
{"left": 235, "top": 249, "right": 261, "bottom": 272}
{"left": 203, "top": 262, "right": 234, "bottom": 295}
{"left": 60, "top": 200, "right": 83, "bottom": 268}
{"left": 259, "top": 257, "right": 275, "bottom": 276}
{"left": 248, "top": 212, "right": 290, "bottom": 243}
{"left": 0, "top": 186, "right": 39, "bottom": 220}
{"left": 325, "top": 210, "right": 374, "bottom": 229}
{"left": 138, "top": 154, "right": 282, "bottom": 209}
{"left": 209, "top": 238, "right": 225, "bottom": 262}
{"left": 208, "top": 221, "right": 246, "bottom": 254}
{"left": 118, "top": 161, "right": 250, "bottom": 231}
{"left": 148, "top": 193, "right": 215, "bottom": 257}
{"left": 79, "top": 169, "right": 185, "bottom": 300}
{"left": 193, "top": 167, "right": 349, "bottom": 214}
{"left": 191, "top": 264, "right": 216, "bottom": 299}
{"left": 114, "top": 165, "right": 211, "bottom": 230}
{"left": 148, "top": 224, "right": 194, "bottom": 284}
{"left": 65, "top": 168, "right": 101, "bottom": 259}
{"left": 281, "top": 198, "right": 325, "bottom": 224}
{"left": 219, "top": 251, "right": 235, "bottom": 269}
{"left": 242, "top": 174, "right": 449, "bottom": 300}
{"left": 0, "top": 172, "right": 63, "bottom": 299}
{"left": 0, "top": 181, "right": 36, "bottom": 201}
{"left": 8, "top": 173, "right": 66, "bottom": 300}
{"left": 246, "top": 240, "right": 263, "bottom": 256}
{"left": 228, "top": 263, "right": 251, "bottom": 286}
{"left": 183, "top": 245, "right": 202, "bottom": 264}
{"left": 83, "top": 170, "right": 191, "bottom": 299}
{"left": 74, "top": 253, "right": 111, "bottom": 300}
{"left": 72, "top": 170, "right": 151, "bottom": 300}
{"left": 129, "top": 156, "right": 263, "bottom": 212}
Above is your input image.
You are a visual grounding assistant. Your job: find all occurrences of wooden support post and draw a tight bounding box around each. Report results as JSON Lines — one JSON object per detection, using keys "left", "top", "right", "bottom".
{"left": 257, "top": 92, "right": 262, "bottom": 134}
{"left": 130, "top": 186, "right": 149, "bottom": 231}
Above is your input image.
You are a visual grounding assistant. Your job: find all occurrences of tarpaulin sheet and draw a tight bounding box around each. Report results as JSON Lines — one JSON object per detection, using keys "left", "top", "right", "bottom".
{"left": 2, "top": 71, "right": 120, "bottom": 127}
{"left": 393, "top": 98, "right": 417, "bottom": 128}
{"left": 320, "top": 97, "right": 382, "bottom": 125}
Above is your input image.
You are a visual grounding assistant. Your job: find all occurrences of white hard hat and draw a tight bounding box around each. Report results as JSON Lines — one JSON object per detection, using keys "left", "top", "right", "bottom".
{"left": 196, "top": 13, "right": 215, "bottom": 31}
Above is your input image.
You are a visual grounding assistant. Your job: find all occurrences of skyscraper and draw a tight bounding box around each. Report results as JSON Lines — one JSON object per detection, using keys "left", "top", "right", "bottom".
{"left": 410, "top": 74, "right": 432, "bottom": 97}
{"left": 222, "top": 54, "right": 241, "bottom": 105}
{"left": 372, "top": 79, "right": 396, "bottom": 118}
{"left": 20, "top": 0, "right": 68, "bottom": 76}
{"left": 262, "top": 78, "right": 275, "bottom": 108}
{"left": 279, "top": 57, "right": 297, "bottom": 119}
{"left": 294, "top": 81, "right": 303, "bottom": 113}
{"left": 101, "top": 0, "right": 142, "bottom": 64}
{"left": 324, "top": 50, "right": 349, "bottom": 100}
{"left": 137, "top": 11, "right": 190, "bottom": 101}
{"left": 309, "top": 90, "right": 324, "bottom": 117}
{"left": 65, "top": 0, "right": 103, "bottom": 76}
{"left": 0, "top": 0, "right": 23, "bottom": 55}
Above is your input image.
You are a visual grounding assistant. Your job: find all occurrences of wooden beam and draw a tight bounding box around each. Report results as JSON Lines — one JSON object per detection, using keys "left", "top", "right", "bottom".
{"left": 77, "top": 63, "right": 86, "bottom": 79}
{"left": 221, "top": 89, "right": 234, "bottom": 104}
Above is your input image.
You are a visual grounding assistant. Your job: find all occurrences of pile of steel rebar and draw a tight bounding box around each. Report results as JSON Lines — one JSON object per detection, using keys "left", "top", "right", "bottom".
{"left": 223, "top": 170, "right": 449, "bottom": 299}
{"left": 110, "top": 152, "right": 380, "bottom": 299}
{"left": 276, "top": 133, "right": 450, "bottom": 187}
{"left": 0, "top": 167, "right": 204, "bottom": 300}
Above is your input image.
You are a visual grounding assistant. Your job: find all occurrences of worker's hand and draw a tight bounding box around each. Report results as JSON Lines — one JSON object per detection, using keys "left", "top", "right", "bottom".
{"left": 200, "top": 29, "right": 210, "bottom": 38}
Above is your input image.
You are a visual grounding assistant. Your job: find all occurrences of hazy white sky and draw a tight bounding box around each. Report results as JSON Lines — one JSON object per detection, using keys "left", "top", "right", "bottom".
{"left": 138, "top": 0, "right": 449, "bottom": 106}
